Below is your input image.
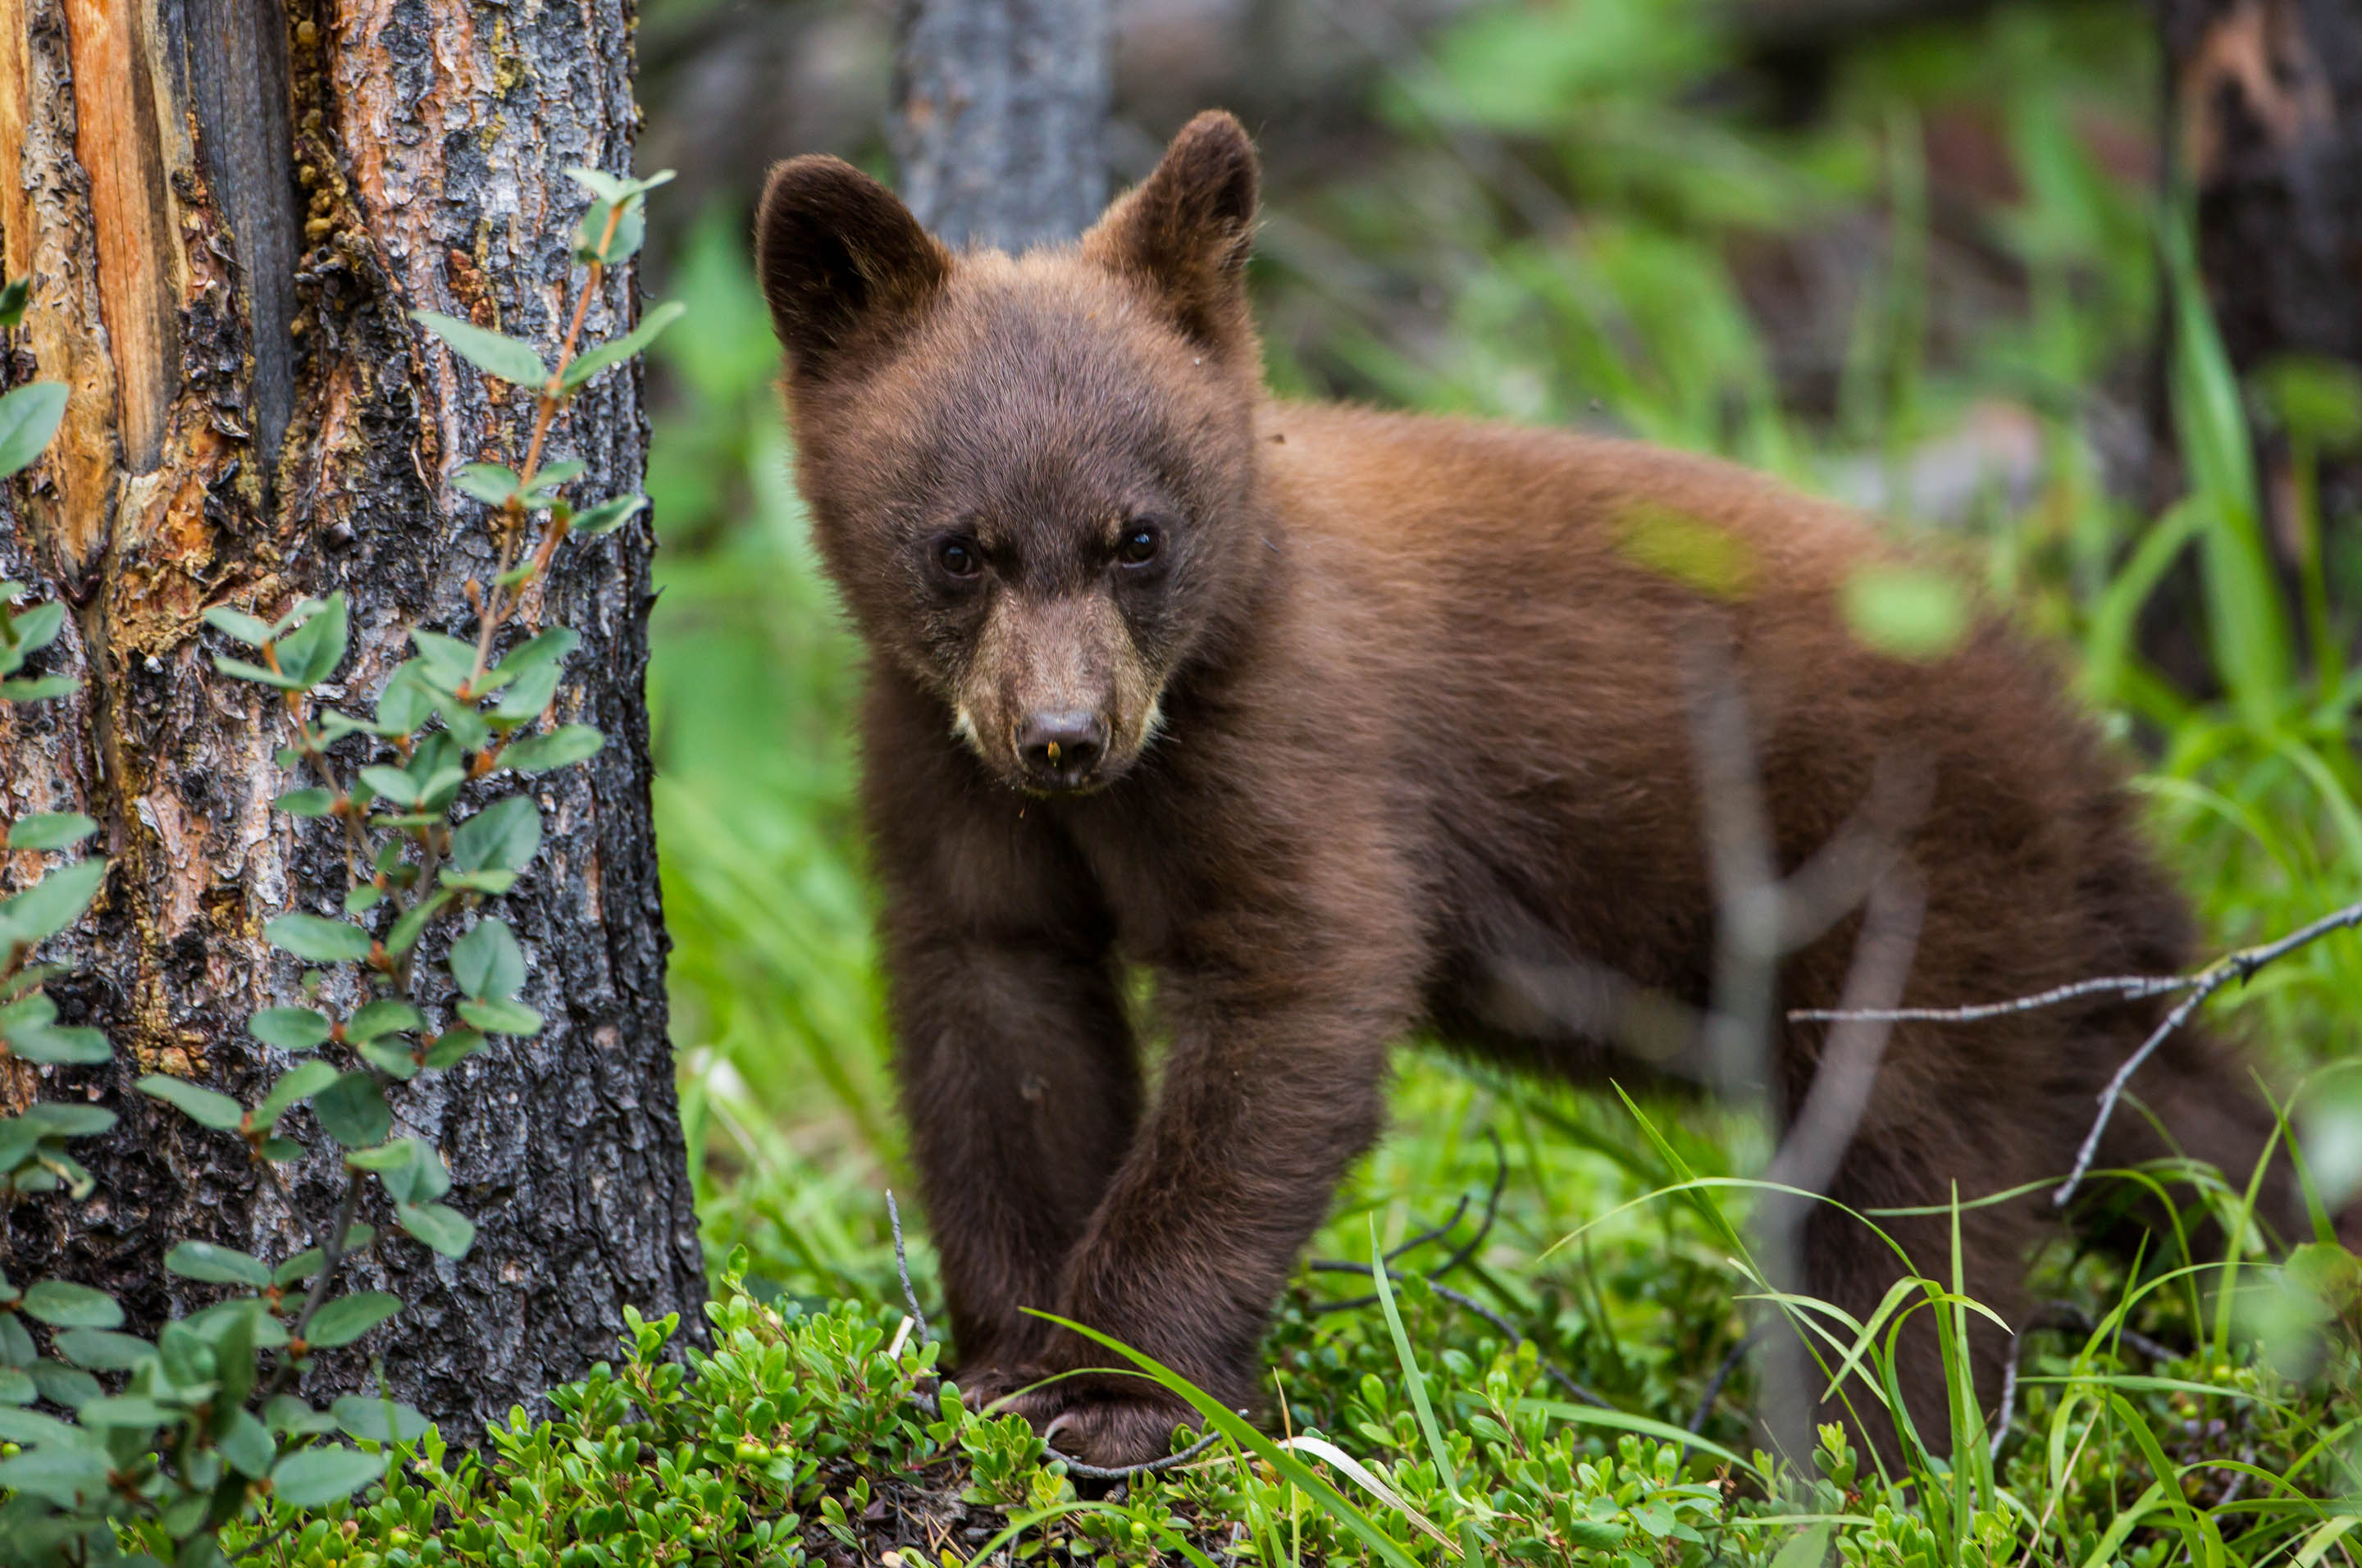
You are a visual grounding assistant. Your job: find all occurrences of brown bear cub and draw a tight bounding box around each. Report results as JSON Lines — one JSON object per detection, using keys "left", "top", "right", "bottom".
{"left": 755, "top": 112, "right": 2287, "bottom": 1466}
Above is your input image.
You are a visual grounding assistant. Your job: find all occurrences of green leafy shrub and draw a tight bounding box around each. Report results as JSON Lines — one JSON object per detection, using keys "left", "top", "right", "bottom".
{"left": 165, "top": 1185, "right": 2361, "bottom": 1568}
{"left": 210, "top": 1257, "right": 1133, "bottom": 1568}
{"left": 0, "top": 169, "right": 682, "bottom": 1567}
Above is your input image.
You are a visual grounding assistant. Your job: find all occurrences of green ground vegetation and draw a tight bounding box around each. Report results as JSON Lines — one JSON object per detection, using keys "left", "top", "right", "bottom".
{"left": 215, "top": 0, "right": 2362, "bottom": 1561}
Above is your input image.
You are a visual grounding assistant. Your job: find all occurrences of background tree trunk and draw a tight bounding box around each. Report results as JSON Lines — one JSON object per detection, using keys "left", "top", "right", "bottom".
{"left": 892, "top": 0, "right": 1113, "bottom": 249}
{"left": 0, "top": 0, "right": 704, "bottom": 1440}
{"left": 2162, "top": 0, "right": 2362, "bottom": 376}
{"left": 2136, "top": 0, "right": 2362, "bottom": 690}
{"left": 2163, "top": 0, "right": 2362, "bottom": 620}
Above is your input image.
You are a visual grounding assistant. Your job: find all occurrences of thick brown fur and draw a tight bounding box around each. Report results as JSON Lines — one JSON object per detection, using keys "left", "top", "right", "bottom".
{"left": 754, "top": 112, "right": 2295, "bottom": 1467}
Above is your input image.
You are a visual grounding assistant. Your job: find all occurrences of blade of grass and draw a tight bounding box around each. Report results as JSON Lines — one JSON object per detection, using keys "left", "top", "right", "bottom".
{"left": 2163, "top": 194, "right": 2291, "bottom": 731}
{"left": 1366, "top": 1223, "right": 1488, "bottom": 1560}
{"left": 1941, "top": 1187, "right": 1990, "bottom": 1522}
{"left": 1369, "top": 1218, "right": 1461, "bottom": 1497}
{"left": 1276, "top": 1435, "right": 1461, "bottom": 1556}
{"left": 2295, "top": 1516, "right": 2362, "bottom": 1568}
{"left": 2210, "top": 1102, "right": 2290, "bottom": 1358}
{"left": 1610, "top": 1085, "right": 1753, "bottom": 1262}
{"left": 2082, "top": 499, "right": 2203, "bottom": 708}
{"left": 1516, "top": 1400, "right": 1758, "bottom": 1478}
{"left": 2078, "top": 1479, "right": 2166, "bottom": 1568}
{"left": 2106, "top": 1392, "right": 2226, "bottom": 1568}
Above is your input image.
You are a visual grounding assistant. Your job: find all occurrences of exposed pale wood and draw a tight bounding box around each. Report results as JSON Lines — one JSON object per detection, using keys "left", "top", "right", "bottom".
{"left": 0, "top": 0, "right": 27, "bottom": 284}
{"left": 59, "top": 0, "right": 176, "bottom": 475}
{"left": 1, "top": 0, "right": 129, "bottom": 574}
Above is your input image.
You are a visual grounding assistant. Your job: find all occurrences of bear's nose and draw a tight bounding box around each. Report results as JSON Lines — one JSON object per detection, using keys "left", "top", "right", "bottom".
{"left": 1015, "top": 709, "right": 1107, "bottom": 788}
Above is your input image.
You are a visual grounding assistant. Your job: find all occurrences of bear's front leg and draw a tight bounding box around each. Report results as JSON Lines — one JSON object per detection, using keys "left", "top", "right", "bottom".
{"left": 1009, "top": 973, "right": 1405, "bottom": 1467}
{"left": 886, "top": 923, "right": 1144, "bottom": 1390}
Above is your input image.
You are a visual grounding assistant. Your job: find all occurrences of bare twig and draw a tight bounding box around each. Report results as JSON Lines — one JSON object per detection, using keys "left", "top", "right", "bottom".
{"left": 1751, "top": 866, "right": 1924, "bottom": 1464}
{"left": 1045, "top": 1427, "right": 1225, "bottom": 1483}
{"left": 1990, "top": 1329, "right": 2020, "bottom": 1462}
{"left": 1306, "top": 1130, "right": 1507, "bottom": 1310}
{"left": 1427, "top": 1281, "right": 1612, "bottom": 1408}
{"left": 887, "top": 1188, "right": 935, "bottom": 1348}
{"left": 1301, "top": 1134, "right": 1608, "bottom": 1406}
{"left": 2049, "top": 990, "right": 2216, "bottom": 1206}
{"left": 1680, "top": 639, "right": 1930, "bottom": 1467}
{"left": 1787, "top": 971, "right": 2186, "bottom": 1024}
{"left": 1987, "top": 1300, "right": 2191, "bottom": 1464}
{"left": 1684, "top": 645, "right": 1785, "bottom": 1112}
{"left": 1773, "top": 755, "right": 1931, "bottom": 953}
{"left": 1474, "top": 750, "right": 1925, "bottom": 1078}
{"left": 1761, "top": 869, "right": 1927, "bottom": 1203}
{"left": 467, "top": 198, "right": 618, "bottom": 686}
{"left": 1688, "top": 1324, "right": 1769, "bottom": 1439}
{"left": 1792, "top": 896, "right": 2362, "bottom": 1208}
{"left": 2031, "top": 1299, "right": 2177, "bottom": 1365}
{"left": 1790, "top": 896, "right": 2362, "bottom": 1028}
{"left": 2215, "top": 1447, "right": 2255, "bottom": 1508}
{"left": 259, "top": 1177, "right": 369, "bottom": 1403}
{"left": 1687, "top": 640, "right": 1805, "bottom": 1465}
{"left": 1304, "top": 1192, "right": 1471, "bottom": 1281}
{"left": 232, "top": 1519, "right": 301, "bottom": 1562}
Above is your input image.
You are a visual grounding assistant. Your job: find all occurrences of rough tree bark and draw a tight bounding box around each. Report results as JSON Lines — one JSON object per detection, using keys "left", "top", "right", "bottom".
{"left": 892, "top": 0, "right": 1112, "bottom": 249}
{"left": 0, "top": 0, "right": 704, "bottom": 1438}
{"left": 2163, "top": 0, "right": 2362, "bottom": 377}
{"left": 2134, "top": 0, "right": 2362, "bottom": 688}
{"left": 2162, "top": 0, "right": 2362, "bottom": 580}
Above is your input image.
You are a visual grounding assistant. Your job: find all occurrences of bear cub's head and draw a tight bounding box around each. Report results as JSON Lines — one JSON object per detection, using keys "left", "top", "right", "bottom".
{"left": 755, "top": 112, "right": 1265, "bottom": 795}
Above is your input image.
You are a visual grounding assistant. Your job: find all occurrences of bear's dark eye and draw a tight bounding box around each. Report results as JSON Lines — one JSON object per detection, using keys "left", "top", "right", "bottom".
{"left": 933, "top": 536, "right": 982, "bottom": 580}
{"left": 1116, "top": 524, "right": 1162, "bottom": 567}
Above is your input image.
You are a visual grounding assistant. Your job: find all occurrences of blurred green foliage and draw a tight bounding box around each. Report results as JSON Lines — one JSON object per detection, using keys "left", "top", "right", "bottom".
{"left": 628, "top": 0, "right": 2362, "bottom": 1554}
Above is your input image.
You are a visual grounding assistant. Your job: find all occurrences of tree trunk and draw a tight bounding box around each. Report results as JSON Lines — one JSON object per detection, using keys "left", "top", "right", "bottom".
{"left": 891, "top": 0, "right": 1112, "bottom": 249}
{"left": 0, "top": 0, "right": 704, "bottom": 1441}
{"left": 2163, "top": 0, "right": 2362, "bottom": 375}
{"left": 2163, "top": 0, "right": 2362, "bottom": 619}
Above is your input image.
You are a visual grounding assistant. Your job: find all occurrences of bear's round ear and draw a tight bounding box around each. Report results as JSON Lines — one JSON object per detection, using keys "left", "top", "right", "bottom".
{"left": 755, "top": 156, "right": 951, "bottom": 381}
{"left": 1083, "top": 111, "right": 1260, "bottom": 356}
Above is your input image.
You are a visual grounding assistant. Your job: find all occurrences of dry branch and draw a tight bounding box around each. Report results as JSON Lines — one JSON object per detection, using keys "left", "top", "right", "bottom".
{"left": 1681, "top": 639, "right": 1931, "bottom": 1464}
{"left": 1791, "top": 896, "right": 2362, "bottom": 1205}
{"left": 1305, "top": 1130, "right": 1508, "bottom": 1311}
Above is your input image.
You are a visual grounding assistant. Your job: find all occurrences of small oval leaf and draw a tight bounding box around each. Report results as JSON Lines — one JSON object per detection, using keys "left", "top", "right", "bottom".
{"left": 269, "top": 1443, "right": 387, "bottom": 1508}
{"left": 20, "top": 1280, "right": 124, "bottom": 1329}
{"left": 136, "top": 1074, "right": 248, "bottom": 1132}
{"left": 165, "top": 1242, "right": 273, "bottom": 1288}
{"left": 6, "top": 814, "right": 96, "bottom": 851}
{"left": 265, "top": 914, "right": 374, "bottom": 964}
{"left": 411, "top": 311, "right": 546, "bottom": 387}
{"left": 302, "top": 1292, "right": 404, "bottom": 1350}
{"left": 249, "top": 1006, "right": 332, "bottom": 1051}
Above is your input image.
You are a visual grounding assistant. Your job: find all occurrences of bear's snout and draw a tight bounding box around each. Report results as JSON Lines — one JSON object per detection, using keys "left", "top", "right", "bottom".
{"left": 1015, "top": 709, "right": 1109, "bottom": 791}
